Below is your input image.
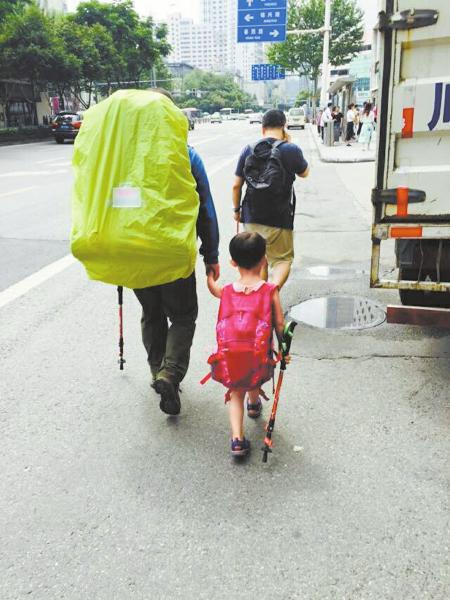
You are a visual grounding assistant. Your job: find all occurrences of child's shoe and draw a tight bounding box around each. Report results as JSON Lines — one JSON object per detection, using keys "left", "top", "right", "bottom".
{"left": 247, "top": 398, "right": 262, "bottom": 419}
{"left": 231, "top": 437, "right": 250, "bottom": 457}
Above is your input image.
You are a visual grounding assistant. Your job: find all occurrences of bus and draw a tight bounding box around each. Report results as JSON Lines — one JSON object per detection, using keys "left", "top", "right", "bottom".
{"left": 220, "top": 107, "right": 238, "bottom": 120}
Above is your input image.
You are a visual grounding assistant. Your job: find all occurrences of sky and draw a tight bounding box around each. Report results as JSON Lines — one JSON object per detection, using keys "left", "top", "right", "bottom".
{"left": 66, "top": 0, "right": 378, "bottom": 32}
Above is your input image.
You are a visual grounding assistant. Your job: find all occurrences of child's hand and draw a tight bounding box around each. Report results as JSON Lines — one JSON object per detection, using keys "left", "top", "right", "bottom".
{"left": 284, "top": 354, "right": 291, "bottom": 365}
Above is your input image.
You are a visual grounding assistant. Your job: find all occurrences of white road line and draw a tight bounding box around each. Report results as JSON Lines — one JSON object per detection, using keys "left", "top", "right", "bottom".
{"left": 0, "top": 254, "right": 76, "bottom": 310}
{"left": 0, "top": 186, "right": 38, "bottom": 199}
{"left": 35, "top": 158, "right": 72, "bottom": 166}
{"left": 0, "top": 154, "right": 235, "bottom": 309}
{"left": 189, "top": 135, "right": 225, "bottom": 147}
{"left": 0, "top": 169, "right": 68, "bottom": 178}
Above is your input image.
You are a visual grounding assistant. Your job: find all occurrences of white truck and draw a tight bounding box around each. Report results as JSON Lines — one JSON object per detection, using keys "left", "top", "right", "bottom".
{"left": 370, "top": 0, "right": 450, "bottom": 326}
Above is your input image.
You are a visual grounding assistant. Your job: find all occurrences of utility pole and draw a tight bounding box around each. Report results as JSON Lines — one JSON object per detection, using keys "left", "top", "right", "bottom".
{"left": 320, "top": 0, "right": 331, "bottom": 107}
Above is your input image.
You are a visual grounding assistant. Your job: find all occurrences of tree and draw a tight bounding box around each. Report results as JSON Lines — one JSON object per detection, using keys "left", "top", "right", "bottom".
{"left": 0, "top": 0, "right": 30, "bottom": 22}
{"left": 177, "top": 70, "right": 257, "bottom": 113}
{"left": 0, "top": 4, "right": 60, "bottom": 124}
{"left": 72, "top": 0, "right": 171, "bottom": 89}
{"left": 268, "top": 0, "right": 364, "bottom": 101}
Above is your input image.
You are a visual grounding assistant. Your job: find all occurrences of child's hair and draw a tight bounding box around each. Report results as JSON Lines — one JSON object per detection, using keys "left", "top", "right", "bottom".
{"left": 229, "top": 232, "right": 266, "bottom": 269}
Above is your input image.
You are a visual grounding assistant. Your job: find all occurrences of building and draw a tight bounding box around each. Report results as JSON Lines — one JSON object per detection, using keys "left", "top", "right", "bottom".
{"left": 166, "top": 13, "right": 218, "bottom": 72}
{"left": 38, "top": 0, "right": 67, "bottom": 12}
{"left": 165, "top": 0, "right": 265, "bottom": 82}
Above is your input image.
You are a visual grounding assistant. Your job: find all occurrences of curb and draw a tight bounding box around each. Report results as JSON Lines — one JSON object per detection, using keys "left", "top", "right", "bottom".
{"left": 308, "top": 124, "right": 375, "bottom": 163}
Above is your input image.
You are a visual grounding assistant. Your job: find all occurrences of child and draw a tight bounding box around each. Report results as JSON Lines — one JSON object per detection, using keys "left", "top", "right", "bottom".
{"left": 207, "top": 232, "right": 287, "bottom": 457}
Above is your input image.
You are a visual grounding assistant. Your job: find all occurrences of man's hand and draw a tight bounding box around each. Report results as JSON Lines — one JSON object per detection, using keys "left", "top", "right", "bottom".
{"left": 206, "top": 263, "right": 220, "bottom": 281}
{"left": 233, "top": 210, "right": 241, "bottom": 223}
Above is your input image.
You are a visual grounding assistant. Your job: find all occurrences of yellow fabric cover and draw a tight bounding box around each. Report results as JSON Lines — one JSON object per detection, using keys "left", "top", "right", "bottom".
{"left": 71, "top": 89, "right": 199, "bottom": 289}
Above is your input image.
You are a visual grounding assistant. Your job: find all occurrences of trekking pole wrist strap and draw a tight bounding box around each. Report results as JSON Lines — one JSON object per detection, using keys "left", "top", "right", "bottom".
{"left": 233, "top": 206, "right": 241, "bottom": 213}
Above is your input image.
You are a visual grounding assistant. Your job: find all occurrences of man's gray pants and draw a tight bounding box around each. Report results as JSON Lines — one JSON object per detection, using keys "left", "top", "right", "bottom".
{"left": 134, "top": 272, "right": 198, "bottom": 385}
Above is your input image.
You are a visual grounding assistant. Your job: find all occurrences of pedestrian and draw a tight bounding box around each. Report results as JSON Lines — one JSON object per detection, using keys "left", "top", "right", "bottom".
{"left": 358, "top": 101, "right": 376, "bottom": 151}
{"left": 206, "top": 232, "right": 289, "bottom": 456}
{"left": 332, "top": 105, "right": 343, "bottom": 142}
{"left": 320, "top": 102, "right": 333, "bottom": 140}
{"left": 316, "top": 109, "right": 323, "bottom": 136}
{"left": 232, "top": 109, "right": 309, "bottom": 290}
{"left": 134, "top": 88, "right": 220, "bottom": 416}
{"left": 345, "top": 103, "right": 355, "bottom": 145}
{"left": 354, "top": 104, "right": 361, "bottom": 139}
{"left": 357, "top": 102, "right": 367, "bottom": 136}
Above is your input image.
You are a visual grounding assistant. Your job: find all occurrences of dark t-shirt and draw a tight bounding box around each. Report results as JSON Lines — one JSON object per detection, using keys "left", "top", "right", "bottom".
{"left": 235, "top": 138, "right": 308, "bottom": 229}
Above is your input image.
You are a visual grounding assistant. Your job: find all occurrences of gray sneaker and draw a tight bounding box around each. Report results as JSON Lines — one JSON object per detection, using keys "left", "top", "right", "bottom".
{"left": 153, "top": 377, "right": 181, "bottom": 416}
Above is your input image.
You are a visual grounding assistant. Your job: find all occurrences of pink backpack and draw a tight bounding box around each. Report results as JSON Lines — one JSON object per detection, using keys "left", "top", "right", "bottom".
{"left": 205, "top": 282, "right": 278, "bottom": 392}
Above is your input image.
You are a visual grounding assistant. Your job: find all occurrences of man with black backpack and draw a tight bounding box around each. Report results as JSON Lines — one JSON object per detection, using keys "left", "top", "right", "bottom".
{"left": 232, "top": 109, "right": 309, "bottom": 289}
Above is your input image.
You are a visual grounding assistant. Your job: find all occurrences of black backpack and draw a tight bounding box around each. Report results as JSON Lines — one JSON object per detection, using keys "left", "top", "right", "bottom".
{"left": 243, "top": 139, "right": 292, "bottom": 224}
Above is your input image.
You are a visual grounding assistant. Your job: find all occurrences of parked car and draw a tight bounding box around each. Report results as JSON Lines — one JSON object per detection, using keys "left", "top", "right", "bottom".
{"left": 287, "top": 107, "right": 306, "bottom": 129}
{"left": 210, "top": 112, "right": 223, "bottom": 124}
{"left": 51, "top": 112, "right": 83, "bottom": 143}
{"left": 249, "top": 112, "right": 263, "bottom": 124}
{"left": 237, "top": 113, "right": 247, "bottom": 120}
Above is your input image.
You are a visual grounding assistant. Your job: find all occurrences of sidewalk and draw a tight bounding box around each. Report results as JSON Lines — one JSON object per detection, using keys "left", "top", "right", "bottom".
{"left": 308, "top": 124, "right": 375, "bottom": 163}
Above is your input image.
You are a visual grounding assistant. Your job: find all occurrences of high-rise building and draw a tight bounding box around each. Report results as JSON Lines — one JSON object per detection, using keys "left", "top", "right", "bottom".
{"left": 38, "top": 0, "right": 67, "bottom": 12}
{"left": 167, "top": 13, "right": 217, "bottom": 71}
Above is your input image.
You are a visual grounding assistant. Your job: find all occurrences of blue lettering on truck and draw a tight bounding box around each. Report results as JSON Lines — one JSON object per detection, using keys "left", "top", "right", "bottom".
{"left": 428, "top": 82, "right": 450, "bottom": 131}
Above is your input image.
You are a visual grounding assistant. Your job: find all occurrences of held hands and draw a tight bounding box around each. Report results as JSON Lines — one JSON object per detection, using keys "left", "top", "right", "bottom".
{"left": 206, "top": 263, "right": 220, "bottom": 281}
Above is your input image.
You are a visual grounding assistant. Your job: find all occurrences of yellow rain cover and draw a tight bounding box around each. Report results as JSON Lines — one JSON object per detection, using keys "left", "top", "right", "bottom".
{"left": 71, "top": 89, "right": 199, "bottom": 289}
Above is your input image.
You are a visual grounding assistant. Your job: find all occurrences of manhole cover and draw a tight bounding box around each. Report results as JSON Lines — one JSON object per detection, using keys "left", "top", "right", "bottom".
{"left": 289, "top": 296, "right": 386, "bottom": 330}
{"left": 302, "top": 266, "right": 365, "bottom": 280}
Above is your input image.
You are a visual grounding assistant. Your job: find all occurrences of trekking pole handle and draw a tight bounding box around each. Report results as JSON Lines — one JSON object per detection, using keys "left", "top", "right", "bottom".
{"left": 117, "top": 285, "right": 123, "bottom": 305}
{"left": 280, "top": 320, "right": 297, "bottom": 370}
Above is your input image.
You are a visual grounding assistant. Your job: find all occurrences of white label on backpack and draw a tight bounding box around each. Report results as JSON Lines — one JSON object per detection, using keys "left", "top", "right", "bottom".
{"left": 112, "top": 185, "right": 142, "bottom": 208}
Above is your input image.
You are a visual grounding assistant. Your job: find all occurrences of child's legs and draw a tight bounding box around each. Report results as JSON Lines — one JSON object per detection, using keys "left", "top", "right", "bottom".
{"left": 229, "top": 390, "right": 246, "bottom": 439}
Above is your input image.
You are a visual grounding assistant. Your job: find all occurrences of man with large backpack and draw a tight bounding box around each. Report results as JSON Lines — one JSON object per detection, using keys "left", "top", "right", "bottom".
{"left": 71, "top": 89, "right": 219, "bottom": 417}
{"left": 232, "top": 109, "right": 309, "bottom": 289}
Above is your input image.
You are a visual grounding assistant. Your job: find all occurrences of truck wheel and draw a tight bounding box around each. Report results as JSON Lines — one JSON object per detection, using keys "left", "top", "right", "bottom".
{"left": 399, "top": 268, "right": 450, "bottom": 308}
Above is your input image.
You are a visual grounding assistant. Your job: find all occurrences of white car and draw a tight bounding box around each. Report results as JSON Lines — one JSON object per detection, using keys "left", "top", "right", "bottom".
{"left": 287, "top": 107, "right": 306, "bottom": 129}
{"left": 249, "top": 112, "right": 263, "bottom": 124}
{"left": 210, "top": 112, "right": 223, "bottom": 124}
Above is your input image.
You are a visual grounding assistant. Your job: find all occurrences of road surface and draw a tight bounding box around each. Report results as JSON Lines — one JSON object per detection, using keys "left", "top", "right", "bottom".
{"left": 1, "top": 122, "right": 449, "bottom": 600}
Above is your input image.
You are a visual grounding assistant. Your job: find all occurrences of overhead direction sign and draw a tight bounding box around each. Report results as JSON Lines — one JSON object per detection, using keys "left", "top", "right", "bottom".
{"left": 251, "top": 64, "right": 286, "bottom": 81}
{"left": 237, "top": 0, "right": 287, "bottom": 43}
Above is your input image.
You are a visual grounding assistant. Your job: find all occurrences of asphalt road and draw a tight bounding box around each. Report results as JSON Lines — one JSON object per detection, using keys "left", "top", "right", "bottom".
{"left": 0, "top": 122, "right": 449, "bottom": 600}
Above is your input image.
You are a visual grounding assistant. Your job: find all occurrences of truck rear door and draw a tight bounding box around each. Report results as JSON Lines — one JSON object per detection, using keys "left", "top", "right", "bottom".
{"left": 371, "top": 0, "right": 450, "bottom": 294}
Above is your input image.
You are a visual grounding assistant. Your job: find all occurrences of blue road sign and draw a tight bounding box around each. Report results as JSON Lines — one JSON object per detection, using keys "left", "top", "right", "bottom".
{"left": 237, "top": 25, "right": 286, "bottom": 43}
{"left": 238, "top": 8, "right": 287, "bottom": 27}
{"left": 238, "top": 0, "right": 286, "bottom": 9}
{"left": 251, "top": 64, "right": 286, "bottom": 81}
{"left": 237, "top": 0, "right": 287, "bottom": 43}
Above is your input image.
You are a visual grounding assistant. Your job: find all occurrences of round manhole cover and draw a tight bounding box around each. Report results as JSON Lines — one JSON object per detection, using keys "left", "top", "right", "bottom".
{"left": 302, "top": 266, "right": 365, "bottom": 280}
{"left": 289, "top": 296, "right": 386, "bottom": 330}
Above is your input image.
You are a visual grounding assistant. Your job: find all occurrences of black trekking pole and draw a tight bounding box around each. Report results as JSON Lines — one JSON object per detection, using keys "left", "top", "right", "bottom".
{"left": 117, "top": 286, "right": 126, "bottom": 370}
{"left": 262, "top": 321, "right": 297, "bottom": 463}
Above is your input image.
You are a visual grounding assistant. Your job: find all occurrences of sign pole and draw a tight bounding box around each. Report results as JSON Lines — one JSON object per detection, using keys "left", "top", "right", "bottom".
{"left": 320, "top": 0, "right": 331, "bottom": 107}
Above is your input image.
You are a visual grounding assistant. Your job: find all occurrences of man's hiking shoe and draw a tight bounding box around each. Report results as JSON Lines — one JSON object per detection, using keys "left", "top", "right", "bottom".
{"left": 231, "top": 437, "right": 250, "bottom": 457}
{"left": 247, "top": 398, "right": 262, "bottom": 419}
{"left": 153, "top": 378, "right": 181, "bottom": 416}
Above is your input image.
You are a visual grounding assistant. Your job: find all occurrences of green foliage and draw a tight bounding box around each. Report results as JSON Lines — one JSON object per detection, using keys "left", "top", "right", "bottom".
{"left": 268, "top": 0, "right": 364, "bottom": 88}
{"left": 295, "top": 89, "right": 310, "bottom": 106}
{"left": 177, "top": 70, "right": 257, "bottom": 113}
{"left": 0, "top": 0, "right": 172, "bottom": 124}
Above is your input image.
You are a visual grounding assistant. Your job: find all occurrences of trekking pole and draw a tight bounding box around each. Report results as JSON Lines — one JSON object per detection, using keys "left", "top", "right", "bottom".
{"left": 262, "top": 320, "right": 297, "bottom": 463}
{"left": 117, "top": 286, "right": 126, "bottom": 370}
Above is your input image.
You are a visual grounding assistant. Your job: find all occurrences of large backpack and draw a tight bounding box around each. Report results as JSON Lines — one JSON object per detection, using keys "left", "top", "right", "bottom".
{"left": 71, "top": 90, "right": 199, "bottom": 289}
{"left": 207, "top": 282, "right": 278, "bottom": 391}
{"left": 242, "top": 139, "right": 291, "bottom": 224}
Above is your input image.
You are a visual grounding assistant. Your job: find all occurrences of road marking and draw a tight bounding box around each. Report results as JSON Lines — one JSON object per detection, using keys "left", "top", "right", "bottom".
{"left": 0, "top": 186, "right": 38, "bottom": 199}
{"left": 189, "top": 135, "right": 225, "bottom": 147}
{"left": 0, "top": 254, "right": 76, "bottom": 310}
{"left": 0, "top": 154, "right": 236, "bottom": 309}
{"left": 35, "top": 158, "right": 72, "bottom": 166}
{"left": 0, "top": 169, "right": 68, "bottom": 177}
{"left": 207, "top": 156, "right": 237, "bottom": 176}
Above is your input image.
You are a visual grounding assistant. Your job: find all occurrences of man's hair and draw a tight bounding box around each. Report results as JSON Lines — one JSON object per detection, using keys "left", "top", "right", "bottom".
{"left": 327, "top": 102, "right": 332, "bottom": 107}
{"left": 152, "top": 87, "right": 174, "bottom": 103}
{"left": 262, "top": 109, "right": 286, "bottom": 129}
{"left": 229, "top": 232, "right": 266, "bottom": 269}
